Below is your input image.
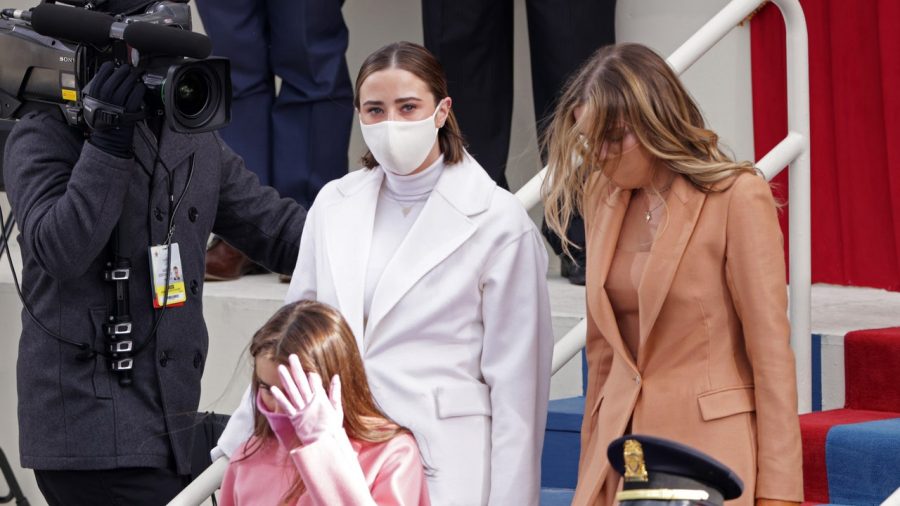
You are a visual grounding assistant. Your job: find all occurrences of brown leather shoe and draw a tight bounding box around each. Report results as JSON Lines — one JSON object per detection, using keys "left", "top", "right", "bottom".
{"left": 205, "top": 238, "right": 266, "bottom": 281}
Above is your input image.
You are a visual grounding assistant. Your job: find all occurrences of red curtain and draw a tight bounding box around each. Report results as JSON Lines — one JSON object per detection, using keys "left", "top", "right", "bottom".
{"left": 751, "top": 0, "right": 900, "bottom": 290}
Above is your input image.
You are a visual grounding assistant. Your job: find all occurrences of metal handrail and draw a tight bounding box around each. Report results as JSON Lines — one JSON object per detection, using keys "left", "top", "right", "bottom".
{"left": 881, "top": 487, "right": 900, "bottom": 506}
{"left": 166, "top": 457, "right": 227, "bottom": 506}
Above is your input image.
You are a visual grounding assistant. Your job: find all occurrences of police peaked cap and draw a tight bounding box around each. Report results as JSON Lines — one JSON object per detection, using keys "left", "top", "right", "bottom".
{"left": 607, "top": 434, "right": 744, "bottom": 504}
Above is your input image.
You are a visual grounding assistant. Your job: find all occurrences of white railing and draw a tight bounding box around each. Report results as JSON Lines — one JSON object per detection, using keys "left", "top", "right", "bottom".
{"left": 881, "top": 487, "right": 900, "bottom": 506}
{"left": 167, "top": 457, "right": 228, "bottom": 506}
{"left": 515, "top": 166, "right": 546, "bottom": 210}
{"left": 170, "top": 1, "right": 810, "bottom": 503}
{"left": 550, "top": 318, "right": 588, "bottom": 374}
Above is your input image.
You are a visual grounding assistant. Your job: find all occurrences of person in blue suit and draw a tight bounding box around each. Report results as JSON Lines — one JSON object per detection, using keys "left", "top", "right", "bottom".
{"left": 196, "top": 0, "right": 353, "bottom": 279}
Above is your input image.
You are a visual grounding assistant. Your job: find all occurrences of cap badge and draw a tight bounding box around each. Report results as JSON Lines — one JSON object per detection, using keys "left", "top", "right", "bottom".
{"left": 623, "top": 439, "right": 649, "bottom": 482}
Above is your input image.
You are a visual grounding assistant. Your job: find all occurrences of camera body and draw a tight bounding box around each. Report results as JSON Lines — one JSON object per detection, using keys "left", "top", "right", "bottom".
{"left": 0, "top": 16, "right": 76, "bottom": 121}
{"left": 0, "top": 1, "right": 230, "bottom": 156}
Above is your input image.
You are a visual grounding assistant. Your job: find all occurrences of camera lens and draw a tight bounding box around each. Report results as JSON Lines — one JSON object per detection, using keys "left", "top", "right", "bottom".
{"left": 161, "top": 58, "right": 230, "bottom": 133}
{"left": 173, "top": 68, "right": 210, "bottom": 119}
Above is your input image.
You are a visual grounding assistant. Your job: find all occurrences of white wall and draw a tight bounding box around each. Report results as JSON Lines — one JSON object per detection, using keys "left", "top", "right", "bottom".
{"left": 0, "top": 1, "right": 755, "bottom": 504}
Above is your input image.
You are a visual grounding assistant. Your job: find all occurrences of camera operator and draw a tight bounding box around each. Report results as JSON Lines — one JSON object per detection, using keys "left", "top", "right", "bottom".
{"left": 1, "top": 1, "right": 306, "bottom": 503}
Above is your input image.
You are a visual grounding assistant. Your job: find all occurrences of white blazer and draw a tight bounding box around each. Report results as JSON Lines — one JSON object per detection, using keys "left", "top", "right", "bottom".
{"left": 219, "top": 155, "right": 553, "bottom": 505}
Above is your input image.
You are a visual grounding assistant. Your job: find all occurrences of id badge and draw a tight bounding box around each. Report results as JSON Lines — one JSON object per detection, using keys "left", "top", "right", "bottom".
{"left": 149, "top": 243, "right": 187, "bottom": 308}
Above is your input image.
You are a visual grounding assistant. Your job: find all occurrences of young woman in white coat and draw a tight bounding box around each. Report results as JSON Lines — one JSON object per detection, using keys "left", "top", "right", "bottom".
{"left": 216, "top": 42, "right": 554, "bottom": 506}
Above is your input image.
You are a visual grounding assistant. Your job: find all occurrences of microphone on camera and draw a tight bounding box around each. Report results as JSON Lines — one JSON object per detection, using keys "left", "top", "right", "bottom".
{"left": 122, "top": 22, "right": 211, "bottom": 59}
{"left": 30, "top": 4, "right": 114, "bottom": 47}
{"left": 30, "top": 3, "right": 211, "bottom": 59}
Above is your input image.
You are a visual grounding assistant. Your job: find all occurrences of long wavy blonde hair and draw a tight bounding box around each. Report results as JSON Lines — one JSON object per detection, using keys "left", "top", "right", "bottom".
{"left": 542, "top": 43, "right": 757, "bottom": 255}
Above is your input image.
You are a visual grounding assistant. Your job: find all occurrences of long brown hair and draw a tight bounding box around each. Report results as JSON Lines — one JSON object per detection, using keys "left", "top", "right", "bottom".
{"left": 354, "top": 41, "right": 466, "bottom": 168}
{"left": 542, "top": 43, "right": 758, "bottom": 255}
{"left": 244, "top": 300, "right": 408, "bottom": 504}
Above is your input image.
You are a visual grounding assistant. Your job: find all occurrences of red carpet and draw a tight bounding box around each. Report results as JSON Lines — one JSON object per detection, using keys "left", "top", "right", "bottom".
{"left": 800, "top": 409, "right": 899, "bottom": 503}
{"left": 844, "top": 328, "right": 900, "bottom": 412}
{"left": 799, "top": 327, "right": 900, "bottom": 503}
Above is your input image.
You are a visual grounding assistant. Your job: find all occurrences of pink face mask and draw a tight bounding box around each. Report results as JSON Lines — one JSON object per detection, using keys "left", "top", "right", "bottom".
{"left": 601, "top": 142, "right": 656, "bottom": 190}
{"left": 256, "top": 390, "right": 296, "bottom": 449}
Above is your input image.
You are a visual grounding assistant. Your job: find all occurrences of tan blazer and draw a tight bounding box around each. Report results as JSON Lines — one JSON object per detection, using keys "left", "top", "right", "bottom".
{"left": 573, "top": 172, "right": 803, "bottom": 505}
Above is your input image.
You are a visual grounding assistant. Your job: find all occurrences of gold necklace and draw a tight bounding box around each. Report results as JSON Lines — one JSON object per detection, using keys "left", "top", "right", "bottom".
{"left": 643, "top": 184, "right": 672, "bottom": 222}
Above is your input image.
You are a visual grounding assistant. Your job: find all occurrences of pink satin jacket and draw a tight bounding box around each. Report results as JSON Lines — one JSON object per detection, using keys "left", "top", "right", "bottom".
{"left": 219, "top": 432, "right": 430, "bottom": 506}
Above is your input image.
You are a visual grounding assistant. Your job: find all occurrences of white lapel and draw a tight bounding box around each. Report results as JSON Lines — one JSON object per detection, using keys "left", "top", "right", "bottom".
{"left": 364, "top": 155, "right": 495, "bottom": 343}
{"left": 322, "top": 169, "right": 383, "bottom": 348}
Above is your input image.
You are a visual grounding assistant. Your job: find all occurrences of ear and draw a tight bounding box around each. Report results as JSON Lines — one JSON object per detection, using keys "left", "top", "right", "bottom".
{"left": 436, "top": 97, "right": 452, "bottom": 128}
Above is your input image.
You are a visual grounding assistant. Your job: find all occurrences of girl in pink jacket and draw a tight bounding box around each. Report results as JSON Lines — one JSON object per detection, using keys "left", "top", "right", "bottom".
{"left": 219, "top": 300, "right": 430, "bottom": 506}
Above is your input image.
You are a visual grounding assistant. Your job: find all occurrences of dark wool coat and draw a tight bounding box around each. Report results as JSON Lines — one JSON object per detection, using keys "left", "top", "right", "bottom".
{"left": 3, "top": 111, "right": 306, "bottom": 474}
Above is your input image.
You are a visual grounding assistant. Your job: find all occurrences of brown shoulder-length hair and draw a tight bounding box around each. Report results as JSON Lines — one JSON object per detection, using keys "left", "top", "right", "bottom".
{"left": 542, "top": 43, "right": 758, "bottom": 255}
{"left": 354, "top": 41, "right": 466, "bottom": 168}
{"left": 242, "top": 300, "right": 409, "bottom": 504}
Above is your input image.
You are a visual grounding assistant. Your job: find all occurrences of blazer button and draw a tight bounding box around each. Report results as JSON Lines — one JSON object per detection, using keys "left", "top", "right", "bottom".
{"left": 190, "top": 279, "right": 199, "bottom": 295}
{"left": 159, "top": 351, "right": 169, "bottom": 367}
{"left": 188, "top": 207, "right": 198, "bottom": 223}
{"left": 193, "top": 351, "right": 202, "bottom": 369}
{"left": 154, "top": 207, "right": 164, "bottom": 222}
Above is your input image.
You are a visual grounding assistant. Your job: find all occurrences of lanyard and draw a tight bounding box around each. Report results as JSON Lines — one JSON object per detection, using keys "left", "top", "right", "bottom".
{"left": 104, "top": 127, "right": 194, "bottom": 384}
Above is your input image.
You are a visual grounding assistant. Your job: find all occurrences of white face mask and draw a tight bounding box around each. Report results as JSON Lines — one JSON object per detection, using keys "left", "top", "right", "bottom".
{"left": 359, "top": 100, "right": 444, "bottom": 175}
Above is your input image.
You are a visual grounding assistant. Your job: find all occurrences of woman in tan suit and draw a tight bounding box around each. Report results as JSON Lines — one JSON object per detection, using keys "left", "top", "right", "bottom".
{"left": 542, "top": 44, "right": 803, "bottom": 505}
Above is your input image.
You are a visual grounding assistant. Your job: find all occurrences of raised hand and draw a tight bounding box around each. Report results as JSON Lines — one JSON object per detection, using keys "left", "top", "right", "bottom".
{"left": 83, "top": 61, "right": 146, "bottom": 158}
{"left": 270, "top": 354, "right": 344, "bottom": 445}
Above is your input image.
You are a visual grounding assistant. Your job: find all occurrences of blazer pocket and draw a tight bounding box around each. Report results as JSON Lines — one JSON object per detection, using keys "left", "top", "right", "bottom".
{"left": 697, "top": 385, "right": 755, "bottom": 421}
{"left": 435, "top": 383, "right": 492, "bottom": 419}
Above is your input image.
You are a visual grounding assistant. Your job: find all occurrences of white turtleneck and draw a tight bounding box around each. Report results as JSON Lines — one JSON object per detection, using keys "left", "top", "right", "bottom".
{"left": 364, "top": 156, "right": 445, "bottom": 322}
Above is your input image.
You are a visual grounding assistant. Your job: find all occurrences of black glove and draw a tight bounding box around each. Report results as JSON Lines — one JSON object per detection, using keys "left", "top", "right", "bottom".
{"left": 83, "top": 61, "right": 146, "bottom": 158}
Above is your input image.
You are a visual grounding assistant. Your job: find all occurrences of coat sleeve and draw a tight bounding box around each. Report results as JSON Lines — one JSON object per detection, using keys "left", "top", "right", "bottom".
{"left": 211, "top": 133, "right": 307, "bottom": 275}
{"left": 479, "top": 227, "right": 554, "bottom": 506}
{"left": 724, "top": 174, "right": 803, "bottom": 501}
{"left": 2, "top": 113, "right": 135, "bottom": 280}
{"left": 290, "top": 432, "right": 429, "bottom": 506}
{"left": 218, "top": 459, "right": 239, "bottom": 506}
{"left": 285, "top": 200, "right": 320, "bottom": 303}
{"left": 211, "top": 387, "right": 255, "bottom": 460}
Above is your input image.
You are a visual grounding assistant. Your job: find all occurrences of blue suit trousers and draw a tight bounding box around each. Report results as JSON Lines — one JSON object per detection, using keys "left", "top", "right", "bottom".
{"left": 196, "top": 0, "right": 353, "bottom": 207}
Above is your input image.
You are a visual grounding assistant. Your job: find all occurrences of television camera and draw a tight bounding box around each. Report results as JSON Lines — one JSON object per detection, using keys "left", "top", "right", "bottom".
{"left": 0, "top": 0, "right": 232, "bottom": 187}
